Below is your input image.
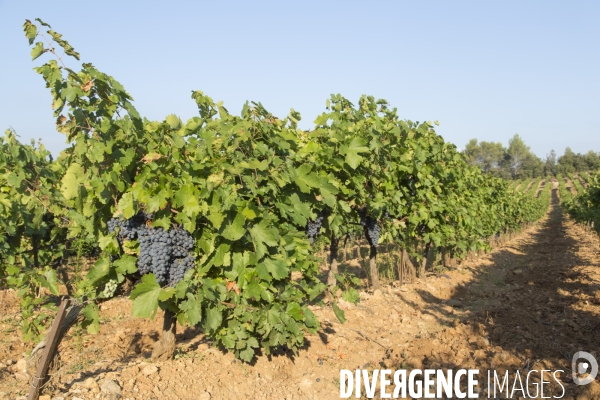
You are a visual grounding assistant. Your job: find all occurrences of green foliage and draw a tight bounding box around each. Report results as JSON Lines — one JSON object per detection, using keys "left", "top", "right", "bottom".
{"left": 0, "top": 128, "right": 67, "bottom": 340}
{"left": 579, "top": 171, "right": 591, "bottom": 183}
{"left": 557, "top": 174, "right": 573, "bottom": 203}
{"left": 558, "top": 148, "right": 600, "bottom": 174}
{"left": 463, "top": 134, "right": 544, "bottom": 180}
{"left": 565, "top": 173, "right": 600, "bottom": 232}
{"left": 334, "top": 272, "right": 361, "bottom": 304}
{"left": 1, "top": 18, "right": 551, "bottom": 360}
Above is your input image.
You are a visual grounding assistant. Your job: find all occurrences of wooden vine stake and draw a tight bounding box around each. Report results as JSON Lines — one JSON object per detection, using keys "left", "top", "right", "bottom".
{"left": 398, "top": 249, "right": 405, "bottom": 284}
{"left": 28, "top": 298, "right": 70, "bottom": 400}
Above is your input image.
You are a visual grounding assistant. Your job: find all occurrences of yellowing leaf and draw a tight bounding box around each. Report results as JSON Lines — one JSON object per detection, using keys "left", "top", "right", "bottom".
{"left": 142, "top": 152, "right": 162, "bottom": 164}
{"left": 207, "top": 172, "right": 224, "bottom": 185}
{"left": 81, "top": 80, "right": 93, "bottom": 92}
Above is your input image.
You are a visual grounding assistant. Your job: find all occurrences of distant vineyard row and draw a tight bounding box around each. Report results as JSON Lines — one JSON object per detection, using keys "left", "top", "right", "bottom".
{"left": 564, "top": 172, "right": 600, "bottom": 232}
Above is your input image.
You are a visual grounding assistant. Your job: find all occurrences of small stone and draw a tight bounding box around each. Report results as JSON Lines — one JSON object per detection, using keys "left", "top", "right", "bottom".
{"left": 513, "top": 268, "right": 523, "bottom": 275}
{"left": 337, "top": 298, "right": 354, "bottom": 309}
{"left": 83, "top": 377, "right": 99, "bottom": 389}
{"left": 141, "top": 364, "right": 158, "bottom": 376}
{"left": 373, "top": 289, "right": 383, "bottom": 297}
{"left": 101, "top": 379, "right": 122, "bottom": 399}
{"left": 476, "top": 337, "right": 490, "bottom": 348}
{"left": 15, "top": 358, "right": 27, "bottom": 373}
{"left": 473, "top": 349, "right": 486, "bottom": 360}
{"left": 198, "top": 391, "right": 211, "bottom": 400}
{"left": 6, "top": 359, "right": 13, "bottom": 365}
{"left": 39, "top": 395, "right": 51, "bottom": 400}
{"left": 14, "top": 371, "right": 30, "bottom": 381}
{"left": 359, "top": 291, "right": 370, "bottom": 299}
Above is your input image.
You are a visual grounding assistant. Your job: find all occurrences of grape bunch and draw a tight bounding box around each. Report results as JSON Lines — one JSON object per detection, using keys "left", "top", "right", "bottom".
{"left": 168, "top": 255, "right": 195, "bottom": 285}
{"left": 108, "top": 213, "right": 146, "bottom": 241}
{"left": 136, "top": 227, "right": 153, "bottom": 274}
{"left": 107, "top": 214, "right": 195, "bottom": 286}
{"left": 143, "top": 228, "right": 172, "bottom": 284}
{"left": 306, "top": 209, "right": 329, "bottom": 244}
{"left": 306, "top": 217, "right": 324, "bottom": 244}
{"left": 364, "top": 216, "right": 381, "bottom": 247}
{"left": 357, "top": 209, "right": 380, "bottom": 247}
{"left": 358, "top": 208, "right": 368, "bottom": 227}
{"left": 101, "top": 279, "right": 118, "bottom": 298}
{"left": 170, "top": 227, "right": 195, "bottom": 257}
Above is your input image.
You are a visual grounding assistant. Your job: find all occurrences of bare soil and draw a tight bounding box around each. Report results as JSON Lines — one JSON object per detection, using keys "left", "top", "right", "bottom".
{"left": 535, "top": 179, "right": 546, "bottom": 198}
{"left": 524, "top": 179, "right": 535, "bottom": 193}
{"left": 563, "top": 176, "right": 578, "bottom": 195}
{"left": 574, "top": 174, "right": 588, "bottom": 189}
{"left": 2, "top": 189, "right": 600, "bottom": 399}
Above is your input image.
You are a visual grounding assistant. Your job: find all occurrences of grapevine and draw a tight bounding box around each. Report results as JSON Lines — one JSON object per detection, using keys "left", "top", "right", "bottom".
{"left": 0, "top": 18, "right": 553, "bottom": 362}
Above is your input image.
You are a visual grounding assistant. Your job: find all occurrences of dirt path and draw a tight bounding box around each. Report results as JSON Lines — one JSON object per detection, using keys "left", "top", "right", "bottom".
{"left": 524, "top": 179, "right": 535, "bottom": 192}
{"left": 2, "top": 190, "right": 600, "bottom": 399}
{"left": 563, "top": 176, "right": 578, "bottom": 195}
{"left": 575, "top": 174, "right": 589, "bottom": 189}
{"left": 535, "top": 179, "right": 546, "bottom": 198}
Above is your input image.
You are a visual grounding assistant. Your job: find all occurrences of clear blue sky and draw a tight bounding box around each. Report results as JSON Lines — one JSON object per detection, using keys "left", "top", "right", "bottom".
{"left": 1, "top": 0, "right": 598, "bottom": 158}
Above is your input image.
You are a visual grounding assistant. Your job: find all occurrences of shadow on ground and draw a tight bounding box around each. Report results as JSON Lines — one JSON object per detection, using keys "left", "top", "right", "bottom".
{"left": 400, "top": 188, "right": 600, "bottom": 397}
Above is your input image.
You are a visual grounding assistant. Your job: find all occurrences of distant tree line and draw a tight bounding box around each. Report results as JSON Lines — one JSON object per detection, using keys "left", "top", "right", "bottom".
{"left": 463, "top": 134, "right": 600, "bottom": 180}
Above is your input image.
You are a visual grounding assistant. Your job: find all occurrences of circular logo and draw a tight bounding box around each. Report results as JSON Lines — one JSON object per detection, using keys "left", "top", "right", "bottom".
{"left": 572, "top": 351, "right": 598, "bottom": 385}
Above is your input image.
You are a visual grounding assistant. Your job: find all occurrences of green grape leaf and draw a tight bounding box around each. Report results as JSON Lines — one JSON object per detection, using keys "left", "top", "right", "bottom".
{"left": 221, "top": 212, "right": 246, "bottom": 241}
{"left": 43, "top": 269, "right": 60, "bottom": 296}
{"left": 23, "top": 20, "right": 37, "bottom": 44}
{"left": 204, "top": 307, "right": 222, "bottom": 332}
{"left": 249, "top": 220, "right": 279, "bottom": 247}
{"left": 117, "top": 193, "right": 136, "bottom": 219}
{"left": 130, "top": 274, "right": 161, "bottom": 319}
{"left": 286, "top": 302, "right": 304, "bottom": 321}
{"left": 114, "top": 255, "right": 137, "bottom": 275}
{"left": 82, "top": 303, "right": 100, "bottom": 334}
{"left": 60, "top": 163, "right": 86, "bottom": 200}
{"left": 263, "top": 258, "right": 289, "bottom": 280}
{"left": 332, "top": 301, "right": 346, "bottom": 324}
{"left": 86, "top": 257, "right": 111, "bottom": 287}
{"left": 31, "top": 42, "right": 46, "bottom": 61}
